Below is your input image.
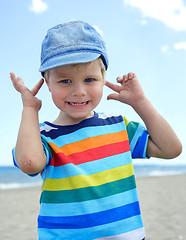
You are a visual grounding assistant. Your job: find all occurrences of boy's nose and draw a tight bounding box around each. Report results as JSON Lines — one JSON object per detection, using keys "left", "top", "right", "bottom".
{"left": 72, "top": 84, "right": 86, "bottom": 97}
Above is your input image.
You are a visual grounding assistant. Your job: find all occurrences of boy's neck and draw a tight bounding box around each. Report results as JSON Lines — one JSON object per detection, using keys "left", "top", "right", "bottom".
{"left": 52, "top": 111, "right": 95, "bottom": 126}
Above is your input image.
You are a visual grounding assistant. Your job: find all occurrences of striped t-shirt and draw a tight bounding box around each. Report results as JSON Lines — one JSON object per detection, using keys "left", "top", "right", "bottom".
{"left": 13, "top": 112, "right": 149, "bottom": 240}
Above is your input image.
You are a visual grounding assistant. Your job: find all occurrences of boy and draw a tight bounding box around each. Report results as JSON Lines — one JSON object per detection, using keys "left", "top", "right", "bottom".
{"left": 10, "top": 21, "right": 182, "bottom": 240}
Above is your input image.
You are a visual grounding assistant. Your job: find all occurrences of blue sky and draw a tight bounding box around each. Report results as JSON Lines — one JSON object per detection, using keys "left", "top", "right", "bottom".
{"left": 1, "top": 0, "right": 186, "bottom": 166}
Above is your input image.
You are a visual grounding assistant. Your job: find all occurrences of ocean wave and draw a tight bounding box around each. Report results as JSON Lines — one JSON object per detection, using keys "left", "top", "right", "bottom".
{"left": 134, "top": 164, "right": 186, "bottom": 178}
{"left": 0, "top": 181, "right": 42, "bottom": 190}
{"left": 143, "top": 170, "right": 185, "bottom": 177}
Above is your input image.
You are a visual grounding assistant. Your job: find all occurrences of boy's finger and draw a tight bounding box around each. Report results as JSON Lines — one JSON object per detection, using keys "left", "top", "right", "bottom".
{"left": 107, "top": 93, "right": 120, "bottom": 101}
{"left": 31, "top": 78, "right": 44, "bottom": 96}
{"left": 116, "top": 77, "right": 123, "bottom": 83}
{"left": 10, "top": 72, "right": 25, "bottom": 93}
{"left": 10, "top": 72, "right": 16, "bottom": 81}
{"left": 105, "top": 81, "right": 121, "bottom": 93}
{"left": 127, "top": 72, "right": 135, "bottom": 80}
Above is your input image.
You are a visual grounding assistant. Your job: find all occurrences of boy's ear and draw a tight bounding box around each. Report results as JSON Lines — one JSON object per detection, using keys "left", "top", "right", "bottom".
{"left": 45, "top": 79, "right": 51, "bottom": 92}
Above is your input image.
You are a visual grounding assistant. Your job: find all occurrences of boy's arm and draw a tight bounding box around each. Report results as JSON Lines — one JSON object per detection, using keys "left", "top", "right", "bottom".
{"left": 10, "top": 73, "right": 47, "bottom": 174}
{"left": 130, "top": 97, "right": 182, "bottom": 158}
{"left": 105, "top": 73, "right": 182, "bottom": 159}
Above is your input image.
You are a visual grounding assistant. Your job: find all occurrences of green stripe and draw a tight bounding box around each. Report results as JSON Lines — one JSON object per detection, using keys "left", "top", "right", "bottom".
{"left": 40, "top": 175, "right": 136, "bottom": 204}
{"left": 127, "top": 121, "right": 139, "bottom": 144}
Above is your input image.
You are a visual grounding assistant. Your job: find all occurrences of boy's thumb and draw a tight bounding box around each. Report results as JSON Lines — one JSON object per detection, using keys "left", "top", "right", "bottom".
{"left": 107, "top": 93, "right": 119, "bottom": 101}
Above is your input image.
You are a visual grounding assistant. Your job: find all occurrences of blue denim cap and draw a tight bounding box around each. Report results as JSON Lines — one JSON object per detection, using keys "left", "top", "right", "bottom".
{"left": 39, "top": 21, "right": 108, "bottom": 76}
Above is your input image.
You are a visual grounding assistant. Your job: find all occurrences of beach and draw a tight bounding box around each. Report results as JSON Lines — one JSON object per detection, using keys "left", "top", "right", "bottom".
{"left": 0, "top": 175, "right": 186, "bottom": 240}
{"left": 137, "top": 175, "right": 186, "bottom": 240}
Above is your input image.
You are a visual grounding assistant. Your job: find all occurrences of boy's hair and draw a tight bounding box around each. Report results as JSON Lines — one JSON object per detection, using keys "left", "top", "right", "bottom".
{"left": 39, "top": 21, "right": 108, "bottom": 77}
{"left": 44, "top": 57, "right": 106, "bottom": 80}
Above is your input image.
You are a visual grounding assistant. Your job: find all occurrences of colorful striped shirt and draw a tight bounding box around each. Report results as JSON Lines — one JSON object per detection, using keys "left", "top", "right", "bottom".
{"left": 13, "top": 112, "right": 149, "bottom": 239}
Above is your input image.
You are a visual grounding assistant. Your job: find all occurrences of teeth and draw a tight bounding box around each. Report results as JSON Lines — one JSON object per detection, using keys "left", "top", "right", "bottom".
{"left": 69, "top": 102, "right": 87, "bottom": 106}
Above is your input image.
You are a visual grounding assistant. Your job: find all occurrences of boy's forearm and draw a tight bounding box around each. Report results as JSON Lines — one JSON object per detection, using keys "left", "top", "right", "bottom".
{"left": 131, "top": 97, "right": 182, "bottom": 159}
{"left": 15, "top": 107, "right": 46, "bottom": 174}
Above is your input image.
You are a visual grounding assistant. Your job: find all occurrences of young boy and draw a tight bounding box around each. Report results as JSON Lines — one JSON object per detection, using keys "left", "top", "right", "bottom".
{"left": 10, "top": 21, "right": 182, "bottom": 240}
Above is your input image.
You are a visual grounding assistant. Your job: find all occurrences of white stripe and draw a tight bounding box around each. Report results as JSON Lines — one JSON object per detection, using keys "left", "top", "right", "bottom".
{"left": 98, "top": 112, "right": 120, "bottom": 119}
{"left": 40, "top": 124, "right": 58, "bottom": 132}
{"left": 95, "top": 227, "right": 145, "bottom": 240}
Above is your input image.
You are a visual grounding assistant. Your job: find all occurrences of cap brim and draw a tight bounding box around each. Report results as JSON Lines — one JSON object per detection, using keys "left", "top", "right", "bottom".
{"left": 39, "top": 52, "right": 101, "bottom": 76}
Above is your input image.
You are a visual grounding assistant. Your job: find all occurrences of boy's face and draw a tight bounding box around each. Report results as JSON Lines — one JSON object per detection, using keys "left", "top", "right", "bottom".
{"left": 46, "top": 59, "right": 105, "bottom": 125}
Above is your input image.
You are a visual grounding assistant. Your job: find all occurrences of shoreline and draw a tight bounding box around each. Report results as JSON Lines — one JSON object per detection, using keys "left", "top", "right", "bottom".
{"left": 1, "top": 174, "right": 186, "bottom": 239}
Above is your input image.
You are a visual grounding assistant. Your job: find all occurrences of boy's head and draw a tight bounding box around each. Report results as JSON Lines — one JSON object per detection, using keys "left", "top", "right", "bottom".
{"left": 39, "top": 21, "right": 108, "bottom": 77}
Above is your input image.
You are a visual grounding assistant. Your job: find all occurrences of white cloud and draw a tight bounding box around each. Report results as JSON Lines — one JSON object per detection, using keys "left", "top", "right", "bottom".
{"left": 161, "top": 42, "right": 186, "bottom": 54}
{"left": 124, "top": 0, "right": 186, "bottom": 31}
{"left": 174, "top": 41, "right": 186, "bottom": 50}
{"left": 29, "top": 0, "right": 48, "bottom": 14}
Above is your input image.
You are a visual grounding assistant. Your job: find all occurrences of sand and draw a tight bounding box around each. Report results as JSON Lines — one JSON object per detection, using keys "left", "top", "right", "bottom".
{"left": 0, "top": 175, "right": 186, "bottom": 240}
{"left": 137, "top": 175, "right": 186, "bottom": 240}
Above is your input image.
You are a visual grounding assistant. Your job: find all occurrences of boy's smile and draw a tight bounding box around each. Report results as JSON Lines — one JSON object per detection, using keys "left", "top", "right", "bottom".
{"left": 67, "top": 101, "right": 90, "bottom": 108}
{"left": 45, "top": 59, "right": 105, "bottom": 125}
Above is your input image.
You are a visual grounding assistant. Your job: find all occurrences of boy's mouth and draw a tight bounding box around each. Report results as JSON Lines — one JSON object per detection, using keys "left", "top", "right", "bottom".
{"left": 68, "top": 101, "right": 89, "bottom": 106}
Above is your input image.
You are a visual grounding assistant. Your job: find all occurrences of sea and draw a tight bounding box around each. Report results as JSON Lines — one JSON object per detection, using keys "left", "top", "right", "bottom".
{"left": 0, "top": 163, "right": 186, "bottom": 190}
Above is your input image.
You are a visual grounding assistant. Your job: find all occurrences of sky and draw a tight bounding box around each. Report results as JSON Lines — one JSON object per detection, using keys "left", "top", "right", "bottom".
{"left": 1, "top": 0, "right": 186, "bottom": 166}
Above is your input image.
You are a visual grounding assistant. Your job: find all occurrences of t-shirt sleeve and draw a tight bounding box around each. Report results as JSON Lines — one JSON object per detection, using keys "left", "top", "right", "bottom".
{"left": 123, "top": 117, "right": 150, "bottom": 159}
{"left": 41, "top": 137, "right": 53, "bottom": 166}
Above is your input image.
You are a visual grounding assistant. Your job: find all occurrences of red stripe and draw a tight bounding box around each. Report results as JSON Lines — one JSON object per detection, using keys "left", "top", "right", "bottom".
{"left": 49, "top": 140, "right": 130, "bottom": 167}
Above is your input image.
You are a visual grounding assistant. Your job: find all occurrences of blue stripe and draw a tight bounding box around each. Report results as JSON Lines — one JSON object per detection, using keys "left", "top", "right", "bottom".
{"left": 41, "top": 121, "right": 126, "bottom": 147}
{"left": 132, "top": 131, "right": 149, "bottom": 159}
{"left": 12, "top": 148, "right": 18, "bottom": 168}
{"left": 130, "top": 123, "right": 146, "bottom": 154}
{"left": 41, "top": 151, "right": 132, "bottom": 180}
{"left": 38, "top": 215, "right": 143, "bottom": 240}
{"left": 38, "top": 201, "right": 140, "bottom": 229}
{"left": 39, "top": 188, "right": 139, "bottom": 217}
{"left": 41, "top": 113, "right": 124, "bottom": 138}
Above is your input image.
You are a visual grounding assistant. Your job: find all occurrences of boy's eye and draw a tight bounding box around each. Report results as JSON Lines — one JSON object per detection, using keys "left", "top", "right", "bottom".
{"left": 60, "top": 79, "right": 71, "bottom": 84}
{"left": 85, "top": 78, "right": 95, "bottom": 82}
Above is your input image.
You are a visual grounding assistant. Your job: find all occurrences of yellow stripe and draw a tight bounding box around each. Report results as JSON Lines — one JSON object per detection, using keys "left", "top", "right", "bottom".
{"left": 49, "top": 130, "right": 128, "bottom": 155}
{"left": 123, "top": 116, "right": 129, "bottom": 128}
{"left": 42, "top": 163, "right": 134, "bottom": 191}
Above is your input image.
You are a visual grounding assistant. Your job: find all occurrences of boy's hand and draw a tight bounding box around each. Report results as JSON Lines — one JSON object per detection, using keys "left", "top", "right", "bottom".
{"left": 105, "top": 72, "right": 146, "bottom": 107}
{"left": 10, "top": 72, "right": 44, "bottom": 111}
